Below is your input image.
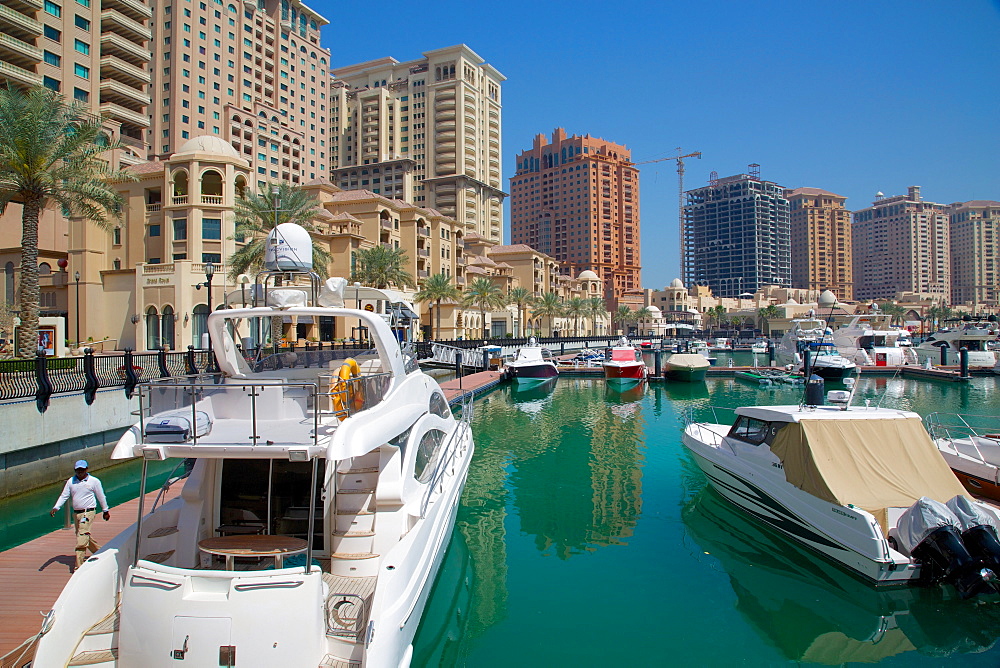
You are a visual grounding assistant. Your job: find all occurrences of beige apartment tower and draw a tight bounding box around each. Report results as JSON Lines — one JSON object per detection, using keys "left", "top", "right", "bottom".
{"left": 329, "top": 45, "right": 506, "bottom": 244}
{"left": 785, "top": 187, "right": 853, "bottom": 301}
{"left": 147, "top": 0, "right": 331, "bottom": 188}
{"left": 851, "top": 186, "right": 950, "bottom": 302}
{"left": 509, "top": 128, "right": 641, "bottom": 308}
{"left": 949, "top": 200, "right": 1000, "bottom": 307}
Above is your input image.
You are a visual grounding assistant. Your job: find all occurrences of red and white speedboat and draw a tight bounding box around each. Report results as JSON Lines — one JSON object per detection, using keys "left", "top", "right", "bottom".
{"left": 603, "top": 337, "right": 647, "bottom": 384}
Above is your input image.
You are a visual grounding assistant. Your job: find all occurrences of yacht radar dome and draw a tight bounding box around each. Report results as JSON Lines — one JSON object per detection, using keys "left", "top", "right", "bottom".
{"left": 264, "top": 223, "right": 313, "bottom": 271}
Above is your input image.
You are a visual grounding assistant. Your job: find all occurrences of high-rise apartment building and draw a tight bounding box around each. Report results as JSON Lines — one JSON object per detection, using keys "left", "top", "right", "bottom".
{"left": 851, "top": 186, "right": 950, "bottom": 302}
{"left": 147, "top": 0, "right": 331, "bottom": 187}
{"left": 949, "top": 200, "right": 1000, "bottom": 307}
{"left": 328, "top": 45, "right": 505, "bottom": 244}
{"left": 785, "top": 187, "right": 853, "bottom": 301}
{"left": 509, "top": 128, "right": 640, "bottom": 307}
{"left": 683, "top": 168, "right": 790, "bottom": 297}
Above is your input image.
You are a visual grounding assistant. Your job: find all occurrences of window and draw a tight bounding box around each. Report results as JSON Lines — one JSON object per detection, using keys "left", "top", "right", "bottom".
{"left": 43, "top": 76, "right": 60, "bottom": 91}
{"left": 74, "top": 39, "right": 89, "bottom": 54}
{"left": 73, "top": 87, "right": 88, "bottom": 102}
{"left": 201, "top": 252, "right": 221, "bottom": 264}
{"left": 43, "top": 0, "right": 60, "bottom": 16}
{"left": 73, "top": 63, "right": 89, "bottom": 79}
{"left": 202, "top": 218, "right": 222, "bottom": 240}
{"left": 113, "top": 227, "right": 122, "bottom": 245}
{"left": 43, "top": 50, "right": 60, "bottom": 66}
{"left": 173, "top": 218, "right": 187, "bottom": 240}
{"left": 149, "top": 224, "right": 161, "bottom": 237}
{"left": 43, "top": 25, "right": 60, "bottom": 41}
{"left": 728, "top": 417, "right": 773, "bottom": 445}
{"left": 414, "top": 429, "right": 446, "bottom": 482}
{"left": 74, "top": 15, "right": 90, "bottom": 30}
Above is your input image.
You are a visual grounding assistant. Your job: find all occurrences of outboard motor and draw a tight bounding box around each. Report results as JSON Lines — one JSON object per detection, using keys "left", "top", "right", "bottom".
{"left": 947, "top": 495, "right": 1000, "bottom": 576}
{"left": 897, "top": 497, "right": 998, "bottom": 598}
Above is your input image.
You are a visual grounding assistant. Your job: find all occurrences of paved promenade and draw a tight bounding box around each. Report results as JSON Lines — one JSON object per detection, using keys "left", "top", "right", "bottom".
{"left": 0, "top": 486, "right": 181, "bottom": 659}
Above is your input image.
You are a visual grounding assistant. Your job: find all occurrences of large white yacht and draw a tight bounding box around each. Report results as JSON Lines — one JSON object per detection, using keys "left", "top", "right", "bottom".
{"left": 914, "top": 317, "right": 1000, "bottom": 367}
{"left": 32, "top": 232, "right": 474, "bottom": 667}
{"left": 682, "top": 391, "right": 1000, "bottom": 598}
{"left": 775, "top": 315, "right": 857, "bottom": 380}
{"left": 831, "top": 309, "right": 918, "bottom": 366}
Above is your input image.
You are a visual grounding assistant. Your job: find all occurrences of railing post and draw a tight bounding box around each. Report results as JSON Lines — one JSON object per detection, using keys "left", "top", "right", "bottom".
{"left": 455, "top": 351, "right": 463, "bottom": 380}
{"left": 35, "top": 347, "right": 53, "bottom": 413}
{"left": 185, "top": 345, "right": 198, "bottom": 375}
{"left": 123, "top": 348, "right": 139, "bottom": 398}
{"left": 83, "top": 348, "right": 98, "bottom": 405}
{"left": 158, "top": 345, "right": 170, "bottom": 378}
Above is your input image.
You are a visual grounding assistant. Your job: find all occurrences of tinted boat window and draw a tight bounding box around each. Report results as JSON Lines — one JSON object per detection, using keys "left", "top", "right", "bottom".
{"left": 728, "top": 417, "right": 771, "bottom": 445}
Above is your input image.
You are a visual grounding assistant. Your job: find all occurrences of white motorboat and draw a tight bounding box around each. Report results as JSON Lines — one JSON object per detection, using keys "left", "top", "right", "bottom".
{"left": 505, "top": 337, "right": 558, "bottom": 382}
{"left": 925, "top": 412, "right": 1000, "bottom": 503}
{"left": 710, "top": 338, "right": 733, "bottom": 351}
{"left": 682, "top": 391, "right": 1000, "bottom": 597}
{"left": 914, "top": 317, "right": 1000, "bottom": 368}
{"left": 32, "top": 267, "right": 474, "bottom": 667}
{"left": 775, "top": 316, "right": 857, "bottom": 380}
{"left": 831, "top": 309, "right": 918, "bottom": 366}
{"left": 602, "top": 337, "right": 647, "bottom": 384}
{"left": 750, "top": 338, "right": 770, "bottom": 355}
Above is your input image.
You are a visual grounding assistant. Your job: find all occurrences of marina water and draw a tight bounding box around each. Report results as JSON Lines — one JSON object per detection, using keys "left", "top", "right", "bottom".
{"left": 413, "top": 375, "right": 1000, "bottom": 666}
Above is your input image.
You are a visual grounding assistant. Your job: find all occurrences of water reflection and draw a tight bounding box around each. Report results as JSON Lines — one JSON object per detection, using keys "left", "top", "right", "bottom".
{"left": 510, "top": 377, "right": 557, "bottom": 416}
{"left": 683, "top": 487, "right": 1000, "bottom": 664}
{"left": 412, "top": 530, "right": 473, "bottom": 666}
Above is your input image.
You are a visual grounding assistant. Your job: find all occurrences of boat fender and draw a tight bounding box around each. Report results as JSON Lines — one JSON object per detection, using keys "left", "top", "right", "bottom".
{"left": 332, "top": 358, "right": 364, "bottom": 419}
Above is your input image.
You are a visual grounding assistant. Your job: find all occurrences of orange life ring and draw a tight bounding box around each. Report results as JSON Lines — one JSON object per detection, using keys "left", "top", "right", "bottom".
{"left": 332, "top": 358, "right": 364, "bottom": 419}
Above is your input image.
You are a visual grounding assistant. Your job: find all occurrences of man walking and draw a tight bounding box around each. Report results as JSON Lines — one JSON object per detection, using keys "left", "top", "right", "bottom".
{"left": 50, "top": 460, "right": 110, "bottom": 570}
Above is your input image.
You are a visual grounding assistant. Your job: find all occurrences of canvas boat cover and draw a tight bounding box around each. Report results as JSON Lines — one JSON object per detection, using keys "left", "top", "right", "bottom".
{"left": 769, "top": 416, "right": 967, "bottom": 524}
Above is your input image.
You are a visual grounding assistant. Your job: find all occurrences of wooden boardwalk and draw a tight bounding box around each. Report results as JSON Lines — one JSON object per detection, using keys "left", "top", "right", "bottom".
{"left": 0, "top": 486, "right": 181, "bottom": 658}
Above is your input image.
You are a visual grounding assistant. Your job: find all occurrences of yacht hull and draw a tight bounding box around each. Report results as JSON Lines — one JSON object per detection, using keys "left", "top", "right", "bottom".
{"left": 603, "top": 362, "right": 646, "bottom": 384}
{"left": 508, "top": 363, "right": 559, "bottom": 381}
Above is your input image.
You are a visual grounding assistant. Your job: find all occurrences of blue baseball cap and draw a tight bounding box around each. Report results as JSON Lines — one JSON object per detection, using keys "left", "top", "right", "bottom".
{"left": 74, "top": 460, "right": 88, "bottom": 469}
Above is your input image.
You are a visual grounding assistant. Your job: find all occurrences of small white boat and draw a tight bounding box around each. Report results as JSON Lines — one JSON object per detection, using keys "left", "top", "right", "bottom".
{"left": 776, "top": 315, "right": 857, "bottom": 380}
{"left": 832, "top": 309, "right": 918, "bottom": 366}
{"left": 914, "top": 317, "right": 1000, "bottom": 368}
{"left": 33, "top": 258, "right": 474, "bottom": 667}
{"left": 602, "top": 337, "right": 647, "bottom": 384}
{"left": 750, "top": 338, "right": 770, "bottom": 355}
{"left": 710, "top": 337, "right": 733, "bottom": 351}
{"left": 505, "top": 337, "right": 558, "bottom": 382}
{"left": 682, "top": 391, "right": 1000, "bottom": 597}
{"left": 925, "top": 412, "right": 1000, "bottom": 503}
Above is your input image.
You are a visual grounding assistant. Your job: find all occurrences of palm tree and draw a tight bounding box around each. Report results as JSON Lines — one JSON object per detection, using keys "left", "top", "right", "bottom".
{"left": 587, "top": 297, "right": 606, "bottom": 335}
{"left": 926, "top": 304, "right": 954, "bottom": 333}
{"left": 756, "top": 305, "right": 780, "bottom": 337}
{"left": 351, "top": 245, "right": 414, "bottom": 289}
{"left": 0, "top": 86, "right": 136, "bottom": 357}
{"left": 706, "top": 304, "right": 727, "bottom": 332}
{"left": 507, "top": 286, "right": 534, "bottom": 337}
{"left": 613, "top": 304, "right": 633, "bottom": 335}
{"left": 877, "top": 302, "right": 907, "bottom": 327}
{"left": 564, "top": 297, "right": 589, "bottom": 336}
{"left": 462, "top": 277, "right": 506, "bottom": 339}
{"left": 532, "top": 292, "right": 564, "bottom": 337}
{"left": 228, "top": 181, "right": 329, "bottom": 280}
{"left": 634, "top": 306, "right": 652, "bottom": 337}
{"left": 413, "top": 273, "right": 460, "bottom": 340}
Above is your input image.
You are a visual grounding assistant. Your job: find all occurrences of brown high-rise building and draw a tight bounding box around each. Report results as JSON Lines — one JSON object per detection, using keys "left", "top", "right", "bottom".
{"left": 949, "top": 200, "right": 1000, "bottom": 307}
{"left": 786, "top": 187, "right": 853, "bottom": 301}
{"left": 509, "top": 128, "right": 640, "bottom": 308}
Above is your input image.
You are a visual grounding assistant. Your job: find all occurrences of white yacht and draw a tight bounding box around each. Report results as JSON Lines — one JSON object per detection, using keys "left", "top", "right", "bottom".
{"left": 505, "top": 337, "right": 558, "bottom": 382}
{"left": 682, "top": 392, "right": 1000, "bottom": 597}
{"left": 831, "top": 309, "right": 918, "bottom": 366}
{"left": 775, "top": 316, "right": 857, "bottom": 380}
{"left": 925, "top": 412, "right": 1000, "bottom": 503}
{"left": 32, "top": 259, "right": 474, "bottom": 666}
{"left": 914, "top": 318, "right": 1000, "bottom": 367}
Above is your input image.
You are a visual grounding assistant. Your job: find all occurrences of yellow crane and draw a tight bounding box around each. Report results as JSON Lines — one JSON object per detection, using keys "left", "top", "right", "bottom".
{"left": 633, "top": 149, "right": 701, "bottom": 284}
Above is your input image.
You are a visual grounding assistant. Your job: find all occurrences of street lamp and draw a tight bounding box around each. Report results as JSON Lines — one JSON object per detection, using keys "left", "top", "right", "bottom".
{"left": 353, "top": 281, "right": 362, "bottom": 344}
{"left": 196, "top": 262, "right": 215, "bottom": 366}
{"left": 74, "top": 270, "right": 81, "bottom": 347}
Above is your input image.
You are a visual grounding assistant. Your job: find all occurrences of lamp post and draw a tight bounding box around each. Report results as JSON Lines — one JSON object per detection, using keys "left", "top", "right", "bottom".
{"left": 130, "top": 313, "right": 140, "bottom": 349}
{"left": 74, "top": 270, "right": 81, "bottom": 347}
{"left": 353, "top": 281, "right": 362, "bottom": 344}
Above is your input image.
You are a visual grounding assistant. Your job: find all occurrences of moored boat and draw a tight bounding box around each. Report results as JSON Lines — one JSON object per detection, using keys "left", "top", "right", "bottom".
{"left": 776, "top": 315, "right": 857, "bottom": 380}
{"left": 31, "top": 243, "right": 474, "bottom": 667}
{"left": 505, "top": 337, "right": 558, "bottom": 382}
{"left": 925, "top": 412, "right": 1000, "bottom": 502}
{"left": 682, "top": 391, "right": 1000, "bottom": 597}
{"left": 914, "top": 317, "right": 1000, "bottom": 368}
{"left": 663, "top": 352, "right": 710, "bottom": 382}
{"left": 832, "top": 308, "right": 918, "bottom": 366}
{"left": 602, "top": 337, "right": 647, "bottom": 384}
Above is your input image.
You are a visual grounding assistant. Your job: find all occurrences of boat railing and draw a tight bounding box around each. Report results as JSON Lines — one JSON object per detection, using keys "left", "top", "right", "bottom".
{"left": 924, "top": 413, "right": 1000, "bottom": 457}
{"left": 681, "top": 405, "right": 737, "bottom": 430}
{"left": 420, "top": 393, "right": 474, "bottom": 518}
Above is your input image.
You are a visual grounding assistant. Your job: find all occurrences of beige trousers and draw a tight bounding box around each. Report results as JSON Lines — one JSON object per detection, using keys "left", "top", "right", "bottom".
{"left": 73, "top": 510, "right": 101, "bottom": 568}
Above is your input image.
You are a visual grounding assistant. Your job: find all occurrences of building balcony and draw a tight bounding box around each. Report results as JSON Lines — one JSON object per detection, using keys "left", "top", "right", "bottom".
{"left": 380, "top": 218, "right": 392, "bottom": 229}
{"left": 434, "top": 88, "right": 455, "bottom": 101}
{"left": 435, "top": 109, "right": 456, "bottom": 122}
{"left": 418, "top": 269, "right": 428, "bottom": 278}
{"left": 0, "top": 5, "right": 42, "bottom": 37}
{"left": 100, "top": 54, "right": 150, "bottom": 85}
{"left": 100, "top": 78, "right": 151, "bottom": 106}
{"left": 0, "top": 58, "right": 40, "bottom": 87}
{"left": 455, "top": 276, "right": 465, "bottom": 285}
{"left": 103, "top": 0, "right": 152, "bottom": 20}
{"left": 201, "top": 195, "right": 223, "bottom": 205}
{"left": 101, "top": 9, "right": 151, "bottom": 41}
{"left": 171, "top": 195, "right": 189, "bottom": 205}
{"left": 455, "top": 256, "right": 465, "bottom": 266}
{"left": 417, "top": 247, "right": 429, "bottom": 257}
{"left": 100, "top": 32, "right": 151, "bottom": 63}
{"left": 145, "top": 203, "right": 161, "bottom": 213}
{"left": 417, "top": 226, "right": 429, "bottom": 237}
{"left": 0, "top": 32, "right": 41, "bottom": 64}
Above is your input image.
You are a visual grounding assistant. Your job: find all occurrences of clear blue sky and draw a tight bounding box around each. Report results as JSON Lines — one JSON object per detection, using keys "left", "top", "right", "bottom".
{"left": 318, "top": 0, "right": 1000, "bottom": 290}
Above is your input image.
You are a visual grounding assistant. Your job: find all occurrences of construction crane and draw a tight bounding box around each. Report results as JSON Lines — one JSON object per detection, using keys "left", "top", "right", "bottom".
{"left": 634, "top": 149, "right": 701, "bottom": 285}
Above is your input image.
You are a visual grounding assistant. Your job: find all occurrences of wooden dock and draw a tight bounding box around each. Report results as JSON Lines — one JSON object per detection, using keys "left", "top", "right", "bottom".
{"left": 0, "top": 486, "right": 181, "bottom": 660}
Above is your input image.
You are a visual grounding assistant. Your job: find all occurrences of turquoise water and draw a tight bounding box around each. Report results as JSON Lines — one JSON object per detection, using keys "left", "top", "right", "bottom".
{"left": 413, "top": 375, "right": 1000, "bottom": 666}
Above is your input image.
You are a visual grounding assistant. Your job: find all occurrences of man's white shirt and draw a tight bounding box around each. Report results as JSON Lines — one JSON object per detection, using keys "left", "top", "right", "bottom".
{"left": 53, "top": 475, "right": 109, "bottom": 513}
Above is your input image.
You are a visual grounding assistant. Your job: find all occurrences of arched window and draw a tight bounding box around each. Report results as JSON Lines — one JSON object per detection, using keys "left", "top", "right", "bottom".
{"left": 161, "top": 306, "right": 176, "bottom": 350}
{"left": 4, "top": 262, "right": 14, "bottom": 304}
{"left": 146, "top": 306, "right": 161, "bottom": 350}
{"left": 173, "top": 170, "right": 189, "bottom": 197}
{"left": 192, "top": 304, "right": 210, "bottom": 348}
{"left": 201, "top": 169, "right": 223, "bottom": 196}
{"left": 234, "top": 175, "right": 247, "bottom": 199}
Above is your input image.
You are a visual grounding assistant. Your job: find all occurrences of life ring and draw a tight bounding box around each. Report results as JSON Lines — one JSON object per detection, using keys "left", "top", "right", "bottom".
{"left": 331, "top": 358, "right": 364, "bottom": 419}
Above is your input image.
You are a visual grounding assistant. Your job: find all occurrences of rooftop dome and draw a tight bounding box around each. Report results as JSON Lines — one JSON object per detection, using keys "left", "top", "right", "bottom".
{"left": 175, "top": 135, "right": 241, "bottom": 159}
{"left": 578, "top": 270, "right": 599, "bottom": 280}
{"left": 670, "top": 278, "right": 684, "bottom": 289}
{"left": 647, "top": 305, "right": 662, "bottom": 315}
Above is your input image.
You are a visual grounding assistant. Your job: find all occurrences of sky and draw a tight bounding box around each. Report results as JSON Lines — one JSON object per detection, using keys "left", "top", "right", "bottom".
{"left": 317, "top": 0, "right": 1000, "bottom": 290}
